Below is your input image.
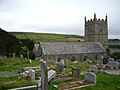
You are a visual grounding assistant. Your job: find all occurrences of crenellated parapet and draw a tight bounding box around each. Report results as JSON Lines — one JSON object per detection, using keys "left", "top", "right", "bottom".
{"left": 85, "top": 14, "right": 107, "bottom": 25}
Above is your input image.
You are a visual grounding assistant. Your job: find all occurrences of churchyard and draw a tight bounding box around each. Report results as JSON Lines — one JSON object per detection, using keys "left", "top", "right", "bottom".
{"left": 0, "top": 56, "right": 120, "bottom": 90}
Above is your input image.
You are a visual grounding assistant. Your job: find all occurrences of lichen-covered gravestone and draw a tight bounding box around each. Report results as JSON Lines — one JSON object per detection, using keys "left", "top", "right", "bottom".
{"left": 85, "top": 72, "right": 96, "bottom": 84}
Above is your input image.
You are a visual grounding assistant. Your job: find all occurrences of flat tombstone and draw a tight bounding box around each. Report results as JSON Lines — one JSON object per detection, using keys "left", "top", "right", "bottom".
{"left": 72, "top": 67, "right": 80, "bottom": 77}
{"left": 40, "top": 60, "right": 48, "bottom": 90}
{"left": 85, "top": 72, "right": 96, "bottom": 84}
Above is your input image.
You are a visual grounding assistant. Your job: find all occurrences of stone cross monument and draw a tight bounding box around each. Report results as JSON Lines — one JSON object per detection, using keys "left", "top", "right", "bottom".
{"left": 39, "top": 59, "right": 48, "bottom": 90}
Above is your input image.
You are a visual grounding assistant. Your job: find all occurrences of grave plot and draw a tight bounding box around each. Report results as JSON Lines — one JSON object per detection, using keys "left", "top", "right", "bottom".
{"left": 54, "top": 72, "right": 96, "bottom": 90}
{"left": 57, "top": 80, "right": 93, "bottom": 90}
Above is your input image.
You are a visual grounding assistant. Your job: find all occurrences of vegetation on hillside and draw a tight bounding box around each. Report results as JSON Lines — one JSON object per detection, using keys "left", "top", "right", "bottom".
{"left": 0, "top": 28, "right": 35, "bottom": 59}
{"left": 11, "top": 32, "right": 84, "bottom": 42}
{"left": 0, "top": 28, "right": 21, "bottom": 56}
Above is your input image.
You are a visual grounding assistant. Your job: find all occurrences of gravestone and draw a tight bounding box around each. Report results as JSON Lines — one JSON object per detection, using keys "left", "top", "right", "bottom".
{"left": 40, "top": 60, "right": 48, "bottom": 90}
{"left": 29, "top": 69, "right": 35, "bottom": 80}
{"left": 108, "top": 58, "right": 115, "bottom": 63}
{"left": 62, "top": 68, "right": 66, "bottom": 76}
{"left": 108, "top": 58, "right": 119, "bottom": 69}
{"left": 73, "top": 61, "right": 78, "bottom": 64}
{"left": 29, "top": 59, "right": 32, "bottom": 63}
{"left": 85, "top": 72, "right": 96, "bottom": 84}
{"left": 99, "top": 55, "right": 104, "bottom": 60}
{"left": 108, "top": 62, "right": 119, "bottom": 69}
{"left": 57, "top": 58, "right": 65, "bottom": 72}
{"left": 116, "top": 59, "right": 120, "bottom": 67}
{"left": 91, "top": 65, "right": 98, "bottom": 73}
{"left": 20, "top": 54, "right": 23, "bottom": 71}
{"left": 48, "top": 70, "right": 56, "bottom": 82}
{"left": 98, "top": 57, "right": 104, "bottom": 69}
{"left": 38, "top": 69, "right": 56, "bottom": 88}
{"left": 13, "top": 53, "right": 15, "bottom": 58}
{"left": 72, "top": 67, "right": 80, "bottom": 77}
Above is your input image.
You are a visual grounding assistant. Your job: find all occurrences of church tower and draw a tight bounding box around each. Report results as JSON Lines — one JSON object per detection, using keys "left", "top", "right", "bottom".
{"left": 84, "top": 13, "right": 108, "bottom": 49}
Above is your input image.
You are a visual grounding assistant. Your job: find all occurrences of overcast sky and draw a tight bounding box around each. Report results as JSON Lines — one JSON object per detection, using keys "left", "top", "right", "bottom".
{"left": 0, "top": 0, "right": 120, "bottom": 39}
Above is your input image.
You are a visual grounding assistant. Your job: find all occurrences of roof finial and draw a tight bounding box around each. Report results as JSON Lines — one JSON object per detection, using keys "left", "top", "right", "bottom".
{"left": 105, "top": 14, "right": 107, "bottom": 21}
{"left": 85, "top": 16, "right": 86, "bottom": 21}
{"left": 94, "top": 13, "right": 96, "bottom": 20}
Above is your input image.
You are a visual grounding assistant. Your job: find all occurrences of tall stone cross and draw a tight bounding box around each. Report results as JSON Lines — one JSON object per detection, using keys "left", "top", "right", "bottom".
{"left": 39, "top": 59, "right": 48, "bottom": 90}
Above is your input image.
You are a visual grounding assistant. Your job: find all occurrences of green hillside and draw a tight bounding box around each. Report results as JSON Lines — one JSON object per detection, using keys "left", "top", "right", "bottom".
{"left": 10, "top": 32, "right": 84, "bottom": 42}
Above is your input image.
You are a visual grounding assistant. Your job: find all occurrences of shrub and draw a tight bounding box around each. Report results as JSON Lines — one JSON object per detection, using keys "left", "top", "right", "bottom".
{"left": 110, "top": 52, "right": 120, "bottom": 60}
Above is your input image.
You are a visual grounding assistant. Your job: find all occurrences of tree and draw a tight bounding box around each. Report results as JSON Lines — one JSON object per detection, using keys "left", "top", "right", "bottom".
{"left": 20, "top": 39, "right": 34, "bottom": 50}
{"left": 0, "top": 28, "right": 21, "bottom": 56}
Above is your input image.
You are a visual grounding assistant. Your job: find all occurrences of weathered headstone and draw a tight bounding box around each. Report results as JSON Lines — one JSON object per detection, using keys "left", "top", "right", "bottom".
{"left": 116, "top": 59, "right": 120, "bottom": 67}
{"left": 29, "top": 69, "right": 35, "bottom": 80}
{"left": 108, "top": 58, "right": 115, "bottom": 63}
{"left": 20, "top": 54, "right": 23, "bottom": 71}
{"left": 13, "top": 53, "right": 15, "bottom": 58}
{"left": 85, "top": 72, "right": 96, "bottom": 84}
{"left": 97, "top": 56, "right": 104, "bottom": 69}
{"left": 91, "top": 65, "right": 98, "bottom": 73}
{"left": 62, "top": 68, "right": 66, "bottom": 76}
{"left": 48, "top": 70, "right": 56, "bottom": 82}
{"left": 108, "top": 62, "right": 119, "bottom": 69}
{"left": 72, "top": 67, "right": 80, "bottom": 77}
{"left": 57, "top": 58, "right": 65, "bottom": 72}
{"left": 29, "top": 59, "right": 32, "bottom": 63}
{"left": 99, "top": 55, "right": 104, "bottom": 60}
{"left": 38, "top": 69, "right": 56, "bottom": 88}
{"left": 40, "top": 60, "right": 48, "bottom": 90}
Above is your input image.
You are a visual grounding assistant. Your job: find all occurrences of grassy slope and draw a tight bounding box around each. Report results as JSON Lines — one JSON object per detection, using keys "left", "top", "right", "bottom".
{"left": 11, "top": 32, "right": 84, "bottom": 42}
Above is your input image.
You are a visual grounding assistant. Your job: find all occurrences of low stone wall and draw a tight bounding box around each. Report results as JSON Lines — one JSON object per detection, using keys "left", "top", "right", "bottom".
{"left": 8, "top": 85, "right": 37, "bottom": 90}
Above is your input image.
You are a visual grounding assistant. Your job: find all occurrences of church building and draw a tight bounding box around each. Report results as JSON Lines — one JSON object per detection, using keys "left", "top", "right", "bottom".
{"left": 33, "top": 13, "right": 108, "bottom": 61}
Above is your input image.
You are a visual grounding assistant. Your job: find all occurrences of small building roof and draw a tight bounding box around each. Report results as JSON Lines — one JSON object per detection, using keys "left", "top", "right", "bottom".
{"left": 40, "top": 42, "right": 106, "bottom": 55}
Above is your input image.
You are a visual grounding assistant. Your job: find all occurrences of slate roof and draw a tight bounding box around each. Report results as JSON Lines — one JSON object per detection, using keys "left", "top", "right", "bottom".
{"left": 40, "top": 42, "right": 106, "bottom": 55}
